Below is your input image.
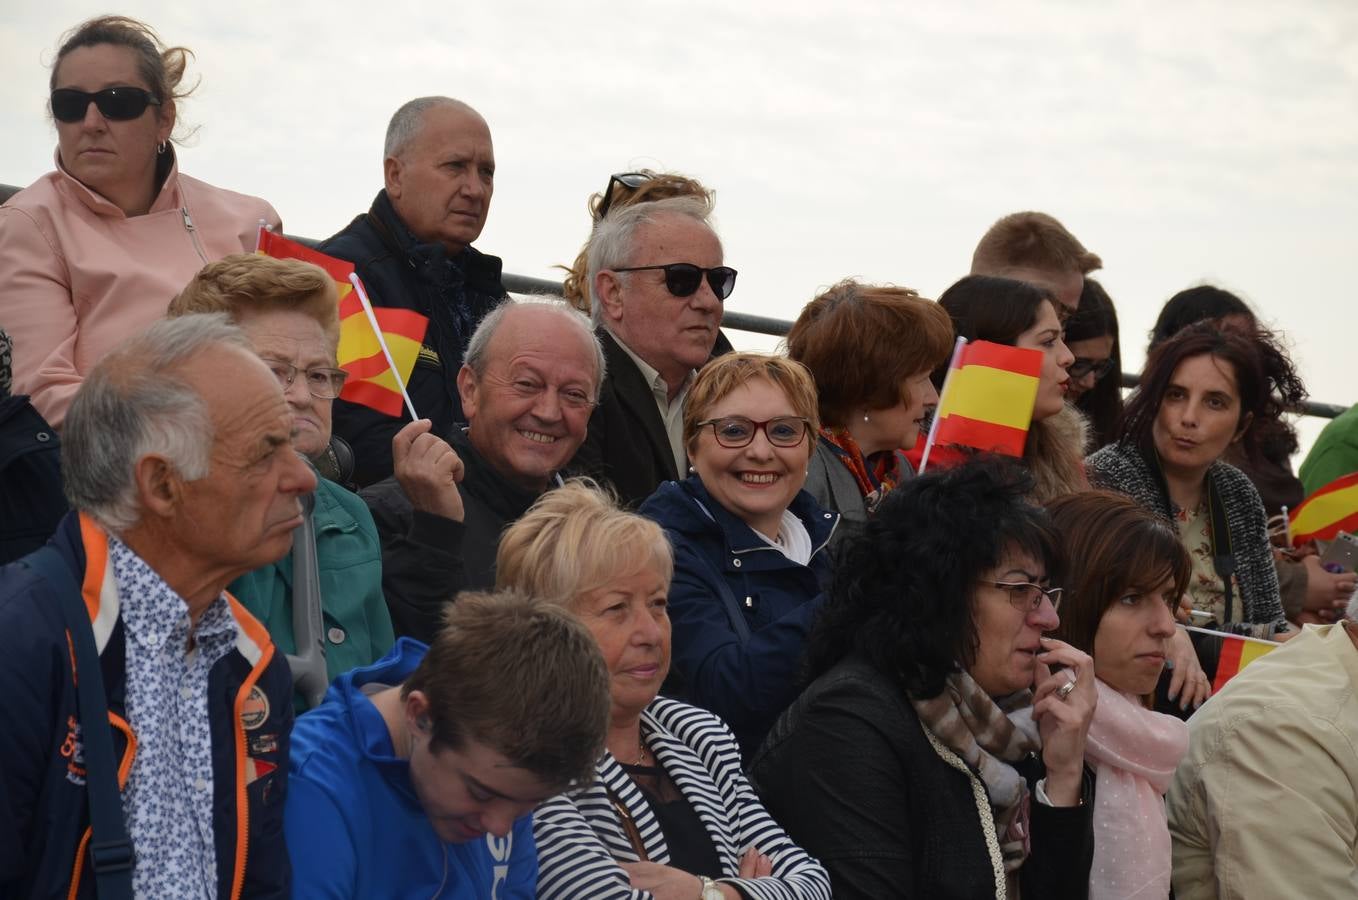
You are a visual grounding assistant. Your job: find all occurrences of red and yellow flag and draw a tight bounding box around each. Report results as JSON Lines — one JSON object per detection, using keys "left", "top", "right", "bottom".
{"left": 932, "top": 341, "right": 1043, "bottom": 457}
{"left": 256, "top": 229, "right": 428, "bottom": 418}
{"left": 1290, "top": 472, "right": 1358, "bottom": 544}
{"left": 1206, "top": 631, "right": 1279, "bottom": 692}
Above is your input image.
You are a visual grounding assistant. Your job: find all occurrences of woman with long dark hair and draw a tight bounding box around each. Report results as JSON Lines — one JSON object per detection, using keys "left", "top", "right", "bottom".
{"left": 1065, "top": 278, "right": 1123, "bottom": 450}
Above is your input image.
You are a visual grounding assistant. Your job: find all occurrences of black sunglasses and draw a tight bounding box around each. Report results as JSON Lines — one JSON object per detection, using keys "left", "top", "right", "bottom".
{"left": 611, "top": 263, "right": 737, "bottom": 301}
{"left": 51, "top": 87, "right": 160, "bottom": 123}
{"left": 1068, "top": 357, "right": 1116, "bottom": 380}
{"left": 596, "top": 172, "right": 653, "bottom": 220}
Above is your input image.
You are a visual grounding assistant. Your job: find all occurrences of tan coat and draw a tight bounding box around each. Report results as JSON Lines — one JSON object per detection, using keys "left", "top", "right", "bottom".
{"left": 1168, "top": 624, "right": 1358, "bottom": 898}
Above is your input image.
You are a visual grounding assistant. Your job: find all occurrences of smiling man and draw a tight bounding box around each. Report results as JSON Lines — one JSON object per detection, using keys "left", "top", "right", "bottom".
{"left": 320, "top": 96, "right": 506, "bottom": 487}
{"left": 0, "top": 315, "right": 313, "bottom": 899}
{"left": 361, "top": 298, "right": 605, "bottom": 642}
{"left": 572, "top": 195, "right": 734, "bottom": 507}
{"left": 286, "top": 590, "right": 610, "bottom": 899}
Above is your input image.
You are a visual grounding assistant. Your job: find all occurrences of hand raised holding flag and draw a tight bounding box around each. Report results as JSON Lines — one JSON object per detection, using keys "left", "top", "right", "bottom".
{"left": 392, "top": 419, "right": 465, "bottom": 522}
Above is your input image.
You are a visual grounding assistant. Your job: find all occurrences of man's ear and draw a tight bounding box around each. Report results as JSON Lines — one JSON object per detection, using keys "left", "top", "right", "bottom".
{"left": 456, "top": 364, "right": 479, "bottom": 420}
{"left": 1233, "top": 411, "right": 1254, "bottom": 444}
{"left": 593, "top": 270, "right": 625, "bottom": 324}
{"left": 133, "top": 454, "right": 182, "bottom": 520}
{"left": 383, "top": 155, "right": 403, "bottom": 198}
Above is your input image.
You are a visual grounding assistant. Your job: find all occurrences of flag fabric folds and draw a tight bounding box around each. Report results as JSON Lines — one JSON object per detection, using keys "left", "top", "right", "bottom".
{"left": 1289, "top": 472, "right": 1358, "bottom": 545}
{"left": 1194, "top": 629, "right": 1279, "bottom": 692}
{"left": 932, "top": 340, "right": 1044, "bottom": 457}
{"left": 257, "top": 229, "right": 428, "bottom": 418}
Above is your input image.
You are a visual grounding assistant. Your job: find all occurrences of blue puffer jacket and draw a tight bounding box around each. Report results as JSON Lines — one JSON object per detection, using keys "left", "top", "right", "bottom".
{"left": 639, "top": 476, "right": 838, "bottom": 760}
{"left": 0, "top": 513, "right": 293, "bottom": 900}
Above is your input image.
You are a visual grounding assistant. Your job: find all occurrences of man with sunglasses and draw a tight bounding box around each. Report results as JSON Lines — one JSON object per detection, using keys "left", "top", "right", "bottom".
{"left": 319, "top": 96, "right": 506, "bottom": 488}
{"left": 574, "top": 196, "right": 736, "bottom": 507}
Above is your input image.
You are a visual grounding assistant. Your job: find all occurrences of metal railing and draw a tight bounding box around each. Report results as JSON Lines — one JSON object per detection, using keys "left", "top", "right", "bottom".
{"left": 1, "top": 182, "right": 1344, "bottom": 422}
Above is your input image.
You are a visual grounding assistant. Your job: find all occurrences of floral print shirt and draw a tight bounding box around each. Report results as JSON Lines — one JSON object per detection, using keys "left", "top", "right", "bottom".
{"left": 111, "top": 536, "right": 239, "bottom": 899}
{"left": 1175, "top": 502, "right": 1273, "bottom": 639}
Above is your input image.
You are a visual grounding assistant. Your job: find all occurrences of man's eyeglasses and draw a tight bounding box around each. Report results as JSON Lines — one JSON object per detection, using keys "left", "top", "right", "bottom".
{"left": 696, "top": 416, "right": 810, "bottom": 449}
{"left": 596, "top": 172, "right": 654, "bottom": 220}
{"left": 611, "top": 263, "right": 738, "bottom": 301}
{"left": 982, "top": 580, "right": 1064, "bottom": 612}
{"left": 1068, "top": 357, "right": 1116, "bottom": 381}
{"left": 261, "top": 359, "right": 349, "bottom": 400}
{"left": 51, "top": 87, "right": 161, "bottom": 123}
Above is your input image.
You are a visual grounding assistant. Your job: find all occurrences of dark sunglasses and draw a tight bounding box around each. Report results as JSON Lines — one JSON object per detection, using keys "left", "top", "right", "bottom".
{"left": 1068, "top": 356, "right": 1116, "bottom": 380}
{"left": 50, "top": 87, "right": 160, "bottom": 123}
{"left": 611, "top": 263, "right": 737, "bottom": 301}
{"left": 596, "top": 172, "right": 654, "bottom": 220}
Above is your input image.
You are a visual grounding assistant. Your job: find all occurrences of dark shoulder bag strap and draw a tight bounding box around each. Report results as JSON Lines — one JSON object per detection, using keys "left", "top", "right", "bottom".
{"left": 712, "top": 569, "right": 753, "bottom": 644}
{"left": 24, "top": 545, "right": 134, "bottom": 898}
{"left": 1206, "top": 478, "right": 1237, "bottom": 625}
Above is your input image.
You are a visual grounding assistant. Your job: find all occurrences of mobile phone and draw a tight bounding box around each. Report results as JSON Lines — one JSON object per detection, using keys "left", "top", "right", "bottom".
{"left": 1320, "top": 532, "right": 1358, "bottom": 574}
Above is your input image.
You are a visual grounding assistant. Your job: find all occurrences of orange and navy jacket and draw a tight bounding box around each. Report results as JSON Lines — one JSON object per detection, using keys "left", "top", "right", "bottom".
{"left": 0, "top": 512, "right": 293, "bottom": 899}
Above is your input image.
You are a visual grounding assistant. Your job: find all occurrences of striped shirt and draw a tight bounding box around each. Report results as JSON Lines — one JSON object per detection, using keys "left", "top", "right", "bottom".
{"left": 534, "top": 696, "right": 831, "bottom": 900}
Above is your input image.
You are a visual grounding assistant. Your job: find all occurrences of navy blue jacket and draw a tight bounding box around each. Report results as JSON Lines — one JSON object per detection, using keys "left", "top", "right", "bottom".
{"left": 0, "top": 513, "right": 293, "bottom": 900}
{"left": 639, "top": 477, "right": 837, "bottom": 760}
{"left": 0, "top": 394, "right": 66, "bottom": 564}
{"left": 319, "top": 191, "right": 506, "bottom": 487}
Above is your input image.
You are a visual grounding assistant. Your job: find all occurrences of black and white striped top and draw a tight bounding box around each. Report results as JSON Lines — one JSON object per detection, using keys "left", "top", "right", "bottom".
{"left": 533, "top": 696, "right": 832, "bottom": 900}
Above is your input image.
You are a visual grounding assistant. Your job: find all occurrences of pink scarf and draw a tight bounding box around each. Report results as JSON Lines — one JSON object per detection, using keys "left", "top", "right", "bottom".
{"left": 1085, "top": 679, "right": 1189, "bottom": 899}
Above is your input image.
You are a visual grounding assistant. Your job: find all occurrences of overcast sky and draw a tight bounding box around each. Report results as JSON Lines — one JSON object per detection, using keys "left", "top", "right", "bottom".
{"left": 4, "top": 0, "right": 1354, "bottom": 458}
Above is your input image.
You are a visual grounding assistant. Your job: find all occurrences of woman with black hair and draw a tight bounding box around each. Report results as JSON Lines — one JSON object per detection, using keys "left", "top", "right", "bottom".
{"left": 1148, "top": 285, "right": 1254, "bottom": 350}
{"left": 926, "top": 275, "right": 1085, "bottom": 503}
{"left": 750, "top": 460, "right": 1095, "bottom": 899}
{"left": 1065, "top": 278, "right": 1123, "bottom": 450}
{"left": 1087, "top": 322, "right": 1306, "bottom": 638}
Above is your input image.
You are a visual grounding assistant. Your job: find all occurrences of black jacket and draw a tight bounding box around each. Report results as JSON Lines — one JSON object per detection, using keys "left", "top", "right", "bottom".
{"left": 360, "top": 427, "right": 551, "bottom": 643}
{"left": 750, "top": 655, "right": 1094, "bottom": 900}
{"left": 319, "top": 191, "right": 506, "bottom": 487}
{"left": 570, "top": 329, "right": 733, "bottom": 508}
{"left": 0, "top": 395, "right": 66, "bottom": 564}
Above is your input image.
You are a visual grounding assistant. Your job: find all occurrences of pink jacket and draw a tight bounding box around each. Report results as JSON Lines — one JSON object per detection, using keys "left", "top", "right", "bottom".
{"left": 0, "top": 152, "right": 281, "bottom": 426}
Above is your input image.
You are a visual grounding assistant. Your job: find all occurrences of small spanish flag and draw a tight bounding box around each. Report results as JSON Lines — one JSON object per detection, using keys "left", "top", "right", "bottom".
{"left": 1290, "top": 473, "right": 1358, "bottom": 545}
{"left": 1198, "top": 629, "right": 1279, "bottom": 692}
{"left": 257, "top": 229, "right": 428, "bottom": 418}
{"left": 932, "top": 341, "right": 1043, "bottom": 457}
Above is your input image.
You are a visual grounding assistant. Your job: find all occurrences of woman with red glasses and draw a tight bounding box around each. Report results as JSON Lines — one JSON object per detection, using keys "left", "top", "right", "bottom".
{"left": 0, "top": 16, "right": 280, "bottom": 428}
{"left": 640, "top": 353, "right": 838, "bottom": 762}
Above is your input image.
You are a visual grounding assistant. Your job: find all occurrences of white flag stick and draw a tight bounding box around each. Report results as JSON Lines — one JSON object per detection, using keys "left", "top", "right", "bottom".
{"left": 917, "top": 336, "right": 968, "bottom": 475}
{"left": 1184, "top": 625, "right": 1282, "bottom": 647}
{"left": 1281, "top": 506, "right": 1292, "bottom": 549}
{"left": 349, "top": 273, "right": 419, "bottom": 421}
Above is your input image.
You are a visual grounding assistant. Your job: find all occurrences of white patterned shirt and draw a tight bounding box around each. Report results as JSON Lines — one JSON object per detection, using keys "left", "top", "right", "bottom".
{"left": 110, "top": 537, "right": 239, "bottom": 899}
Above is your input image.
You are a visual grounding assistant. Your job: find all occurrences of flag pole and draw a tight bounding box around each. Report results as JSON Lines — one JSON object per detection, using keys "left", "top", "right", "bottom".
{"left": 254, "top": 220, "right": 269, "bottom": 252}
{"left": 1281, "top": 505, "right": 1292, "bottom": 549}
{"left": 349, "top": 273, "right": 419, "bottom": 421}
{"left": 1184, "top": 625, "right": 1282, "bottom": 647}
{"left": 917, "top": 336, "right": 967, "bottom": 475}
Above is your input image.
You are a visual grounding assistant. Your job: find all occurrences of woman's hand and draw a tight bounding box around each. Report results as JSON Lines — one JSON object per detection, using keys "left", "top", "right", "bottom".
{"left": 1166, "top": 625, "right": 1211, "bottom": 711}
{"left": 621, "top": 862, "right": 746, "bottom": 900}
{"left": 737, "top": 847, "right": 772, "bottom": 879}
{"left": 1302, "top": 553, "right": 1356, "bottom": 621}
{"left": 1174, "top": 594, "right": 1194, "bottom": 625}
{"left": 1032, "top": 637, "right": 1096, "bottom": 806}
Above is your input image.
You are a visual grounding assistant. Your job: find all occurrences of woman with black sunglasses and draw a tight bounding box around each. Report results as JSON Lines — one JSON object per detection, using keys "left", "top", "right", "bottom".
{"left": 750, "top": 460, "right": 1095, "bottom": 899}
{"left": 1065, "top": 278, "right": 1124, "bottom": 450}
{"left": 639, "top": 353, "right": 839, "bottom": 762}
{"left": 0, "top": 16, "right": 280, "bottom": 429}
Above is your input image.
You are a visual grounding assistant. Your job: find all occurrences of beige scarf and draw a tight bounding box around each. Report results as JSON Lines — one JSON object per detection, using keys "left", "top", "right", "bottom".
{"left": 913, "top": 670, "right": 1042, "bottom": 880}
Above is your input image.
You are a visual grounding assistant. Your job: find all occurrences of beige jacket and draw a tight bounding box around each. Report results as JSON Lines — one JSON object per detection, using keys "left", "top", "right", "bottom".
{"left": 1168, "top": 624, "right": 1358, "bottom": 898}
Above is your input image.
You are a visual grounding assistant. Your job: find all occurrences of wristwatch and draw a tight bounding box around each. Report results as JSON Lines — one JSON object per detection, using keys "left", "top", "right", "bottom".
{"left": 698, "top": 875, "right": 723, "bottom": 900}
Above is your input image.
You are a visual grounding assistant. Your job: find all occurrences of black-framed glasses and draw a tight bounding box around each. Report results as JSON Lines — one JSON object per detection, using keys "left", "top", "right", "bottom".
{"left": 261, "top": 358, "right": 349, "bottom": 400}
{"left": 696, "top": 416, "right": 810, "bottom": 449}
{"left": 51, "top": 87, "right": 161, "bottom": 123}
{"left": 1068, "top": 357, "right": 1115, "bottom": 381}
{"left": 983, "top": 580, "right": 1064, "bottom": 612}
{"left": 611, "top": 263, "right": 737, "bottom": 301}
{"left": 596, "top": 172, "right": 654, "bottom": 220}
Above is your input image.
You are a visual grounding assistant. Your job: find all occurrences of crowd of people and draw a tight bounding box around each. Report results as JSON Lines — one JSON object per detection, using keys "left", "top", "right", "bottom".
{"left": 3, "top": 14, "right": 1358, "bottom": 900}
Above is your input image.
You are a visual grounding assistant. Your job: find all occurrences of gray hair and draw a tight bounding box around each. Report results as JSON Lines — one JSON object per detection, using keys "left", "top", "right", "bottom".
{"left": 62, "top": 314, "right": 252, "bottom": 533}
{"left": 585, "top": 195, "right": 717, "bottom": 321}
{"left": 463, "top": 297, "right": 606, "bottom": 399}
{"left": 384, "top": 96, "right": 480, "bottom": 159}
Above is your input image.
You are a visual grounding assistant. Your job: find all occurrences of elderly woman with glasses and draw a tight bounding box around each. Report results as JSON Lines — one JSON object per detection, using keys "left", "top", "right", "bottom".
{"left": 168, "top": 254, "right": 393, "bottom": 708}
{"left": 0, "top": 15, "right": 280, "bottom": 429}
{"left": 750, "top": 460, "right": 1096, "bottom": 899}
{"left": 498, "top": 481, "right": 832, "bottom": 900}
{"left": 639, "top": 352, "right": 838, "bottom": 761}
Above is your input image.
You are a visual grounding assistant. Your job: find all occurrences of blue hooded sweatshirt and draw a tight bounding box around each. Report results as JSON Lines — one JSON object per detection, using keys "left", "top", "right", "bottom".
{"left": 285, "top": 638, "right": 537, "bottom": 898}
